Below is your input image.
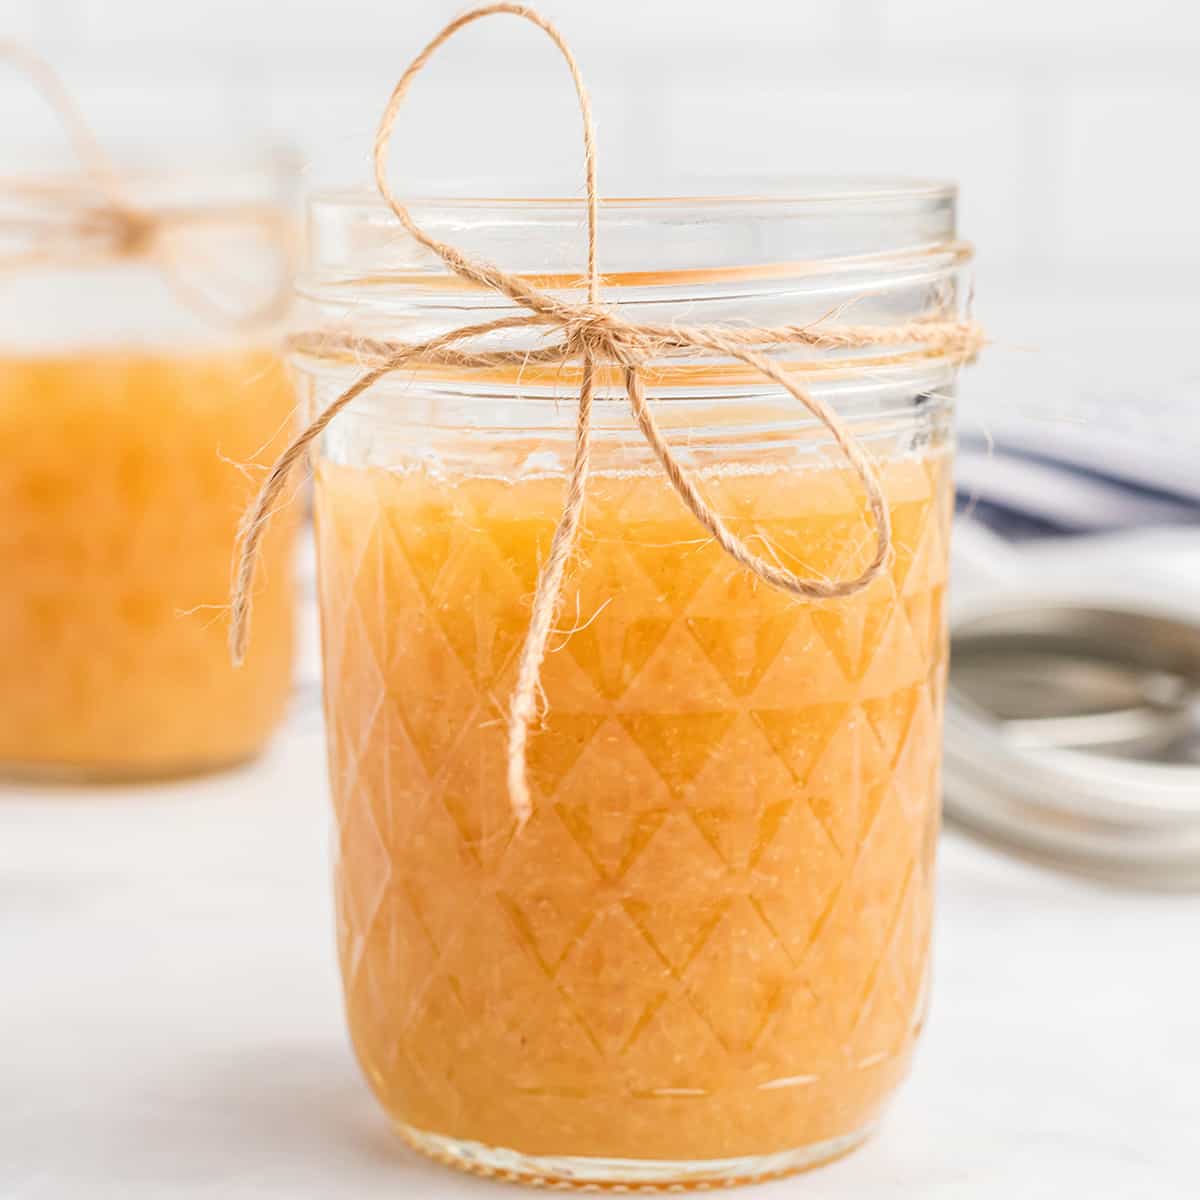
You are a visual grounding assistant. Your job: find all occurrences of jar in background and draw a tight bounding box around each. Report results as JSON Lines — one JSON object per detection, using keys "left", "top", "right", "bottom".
{"left": 296, "top": 183, "right": 971, "bottom": 1186}
{"left": 0, "top": 153, "right": 299, "bottom": 779}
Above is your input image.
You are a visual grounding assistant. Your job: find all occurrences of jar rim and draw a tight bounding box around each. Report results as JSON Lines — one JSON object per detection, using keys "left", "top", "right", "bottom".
{"left": 306, "top": 174, "right": 963, "bottom": 290}
{"left": 299, "top": 172, "right": 970, "bottom": 399}
{"left": 312, "top": 175, "right": 956, "bottom": 213}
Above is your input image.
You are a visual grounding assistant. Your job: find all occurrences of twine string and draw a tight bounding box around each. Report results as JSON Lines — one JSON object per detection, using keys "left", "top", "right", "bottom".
{"left": 0, "top": 41, "right": 295, "bottom": 326}
{"left": 228, "top": 2, "right": 983, "bottom": 828}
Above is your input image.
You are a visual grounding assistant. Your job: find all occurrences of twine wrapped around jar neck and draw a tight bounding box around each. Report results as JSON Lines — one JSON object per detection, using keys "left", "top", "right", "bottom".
{"left": 0, "top": 41, "right": 296, "bottom": 327}
{"left": 229, "top": 2, "right": 984, "bottom": 827}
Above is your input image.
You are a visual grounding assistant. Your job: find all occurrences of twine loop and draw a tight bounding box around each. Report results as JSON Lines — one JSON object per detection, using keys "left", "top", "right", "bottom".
{"left": 229, "top": 3, "right": 983, "bottom": 828}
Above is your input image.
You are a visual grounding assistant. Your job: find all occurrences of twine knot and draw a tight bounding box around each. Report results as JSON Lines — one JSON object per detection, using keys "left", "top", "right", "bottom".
{"left": 106, "top": 207, "right": 158, "bottom": 256}
{"left": 563, "top": 307, "right": 642, "bottom": 366}
{"left": 229, "top": 3, "right": 982, "bottom": 831}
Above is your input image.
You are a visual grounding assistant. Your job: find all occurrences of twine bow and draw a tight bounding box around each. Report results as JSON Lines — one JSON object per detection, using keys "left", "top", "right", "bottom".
{"left": 229, "top": 3, "right": 983, "bottom": 827}
{"left": 0, "top": 41, "right": 295, "bottom": 327}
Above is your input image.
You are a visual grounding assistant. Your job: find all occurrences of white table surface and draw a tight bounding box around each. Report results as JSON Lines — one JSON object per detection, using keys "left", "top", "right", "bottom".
{"left": 3, "top": 720, "right": 1198, "bottom": 1200}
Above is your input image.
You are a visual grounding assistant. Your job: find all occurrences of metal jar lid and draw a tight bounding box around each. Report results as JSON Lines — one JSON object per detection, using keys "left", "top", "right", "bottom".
{"left": 944, "top": 599, "right": 1200, "bottom": 888}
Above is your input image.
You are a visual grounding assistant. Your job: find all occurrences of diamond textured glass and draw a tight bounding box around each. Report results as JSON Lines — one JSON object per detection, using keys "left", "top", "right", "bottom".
{"left": 296, "top": 183, "right": 972, "bottom": 1188}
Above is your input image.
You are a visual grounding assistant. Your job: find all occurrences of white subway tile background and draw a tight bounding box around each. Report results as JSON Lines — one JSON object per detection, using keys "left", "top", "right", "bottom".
{"left": 4, "top": 0, "right": 1199, "bottom": 430}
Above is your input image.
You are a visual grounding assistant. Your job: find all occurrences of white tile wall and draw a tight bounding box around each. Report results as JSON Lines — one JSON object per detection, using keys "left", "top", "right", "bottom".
{"left": 657, "top": 73, "right": 1041, "bottom": 272}
{"left": 882, "top": 0, "right": 1200, "bottom": 50}
{"left": 2, "top": 5, "right": 33, "bottom": 42}
{"left": 5, "top": 0, "right": 1199, "bottom": 398}
{"left": 1060, "top": 80, "right": 1199, "bottom": 270}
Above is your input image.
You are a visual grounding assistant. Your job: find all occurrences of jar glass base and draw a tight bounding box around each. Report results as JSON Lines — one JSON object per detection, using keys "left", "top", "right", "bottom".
{"left": 394, "top": 1121, "right": 875, "bottom": 1190}
{"left": 0, "top": 747, "right": 265, "bottom": 787}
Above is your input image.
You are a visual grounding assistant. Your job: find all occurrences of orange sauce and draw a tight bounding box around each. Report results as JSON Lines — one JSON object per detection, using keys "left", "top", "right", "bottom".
{"left": 316, "top": 450, "right": 950, "bottom": 1163}
{"left": 0, "top": 349, "right": 296, "bottom": 777}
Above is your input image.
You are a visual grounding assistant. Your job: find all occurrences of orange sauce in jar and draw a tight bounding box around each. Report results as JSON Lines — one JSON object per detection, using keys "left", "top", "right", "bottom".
{"left": 0, "top": 349, "right": 296, "bottom": 777}
{"left": 316, "top": 449, "right": 949, "bottom": 1165}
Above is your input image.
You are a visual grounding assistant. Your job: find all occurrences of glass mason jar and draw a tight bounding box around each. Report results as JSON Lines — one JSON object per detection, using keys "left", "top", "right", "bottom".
{"left": 0, "top": 152, "right": 299, "bottom": 779}
{"left": 296, "top": 182, "right": 971, "bottom": 1187}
